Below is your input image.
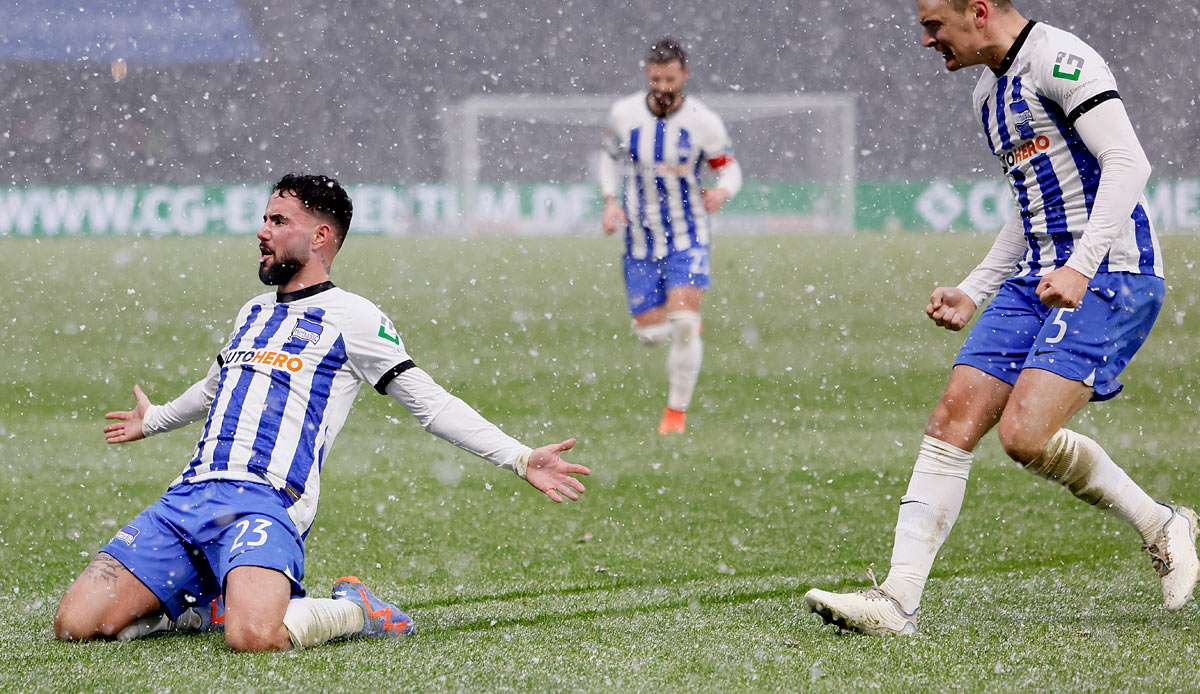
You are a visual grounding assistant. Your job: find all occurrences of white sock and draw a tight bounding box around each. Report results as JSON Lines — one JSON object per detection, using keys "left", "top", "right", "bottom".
{"left": 282, "top": 598, "right": 364, "bottom": 649}
{"left": 633, "top": 320, "right": 671, "bottom": 347}
{"left": 1026, "top": 429, "right": 1171, "bottom": 545}
{"left": 666, "top": 310, "right": 702, "bottom": 411}
{"left": 880, "top": 436, "right": 973, "bottom": 613}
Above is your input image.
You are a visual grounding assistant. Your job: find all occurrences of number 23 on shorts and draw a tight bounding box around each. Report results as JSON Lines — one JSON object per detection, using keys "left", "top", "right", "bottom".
{"left": 230, "top": 517, "right": 273, "bottom": 552}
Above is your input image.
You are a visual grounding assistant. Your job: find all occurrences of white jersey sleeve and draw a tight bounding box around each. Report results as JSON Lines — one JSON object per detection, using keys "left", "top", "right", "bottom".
{"left": 340, "top": 297, "right": 531, "bottom": 471}
{"left": 598, "top": 104, "right": 622, "bottom": 198}
{"left": 1031, "top": 30, "right": 1152, "bottom": 278}
{"left": 142, "top": 360, "right": 221, "bottom": 436}
{"left": 1033, "top": 34, "right": 1119, "bottom": 123}
{"left": 341, "top": 301, "right": 415, "bottom": 394}
{"left": 698, "top": 112, "right": 734, "bottom": 166}
{"left": 385, "top": 368, "right": 531, "bottom": 473}
{"left": 697, "top": 110, "right": 741, "bottom": 197}
{"left": 957, "top": 215, "right": 1029, "bottom": 306}
{"left": 1065, "top": 99, "right": 1152, "bottom": 278}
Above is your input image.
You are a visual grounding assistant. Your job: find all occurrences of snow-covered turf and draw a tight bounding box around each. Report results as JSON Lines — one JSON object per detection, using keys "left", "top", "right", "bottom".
{"left": 2, "top": 235, "right": 1199, "bottom": 689}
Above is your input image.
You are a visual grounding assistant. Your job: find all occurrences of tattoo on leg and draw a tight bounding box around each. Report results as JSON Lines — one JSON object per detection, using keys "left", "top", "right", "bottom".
{"left": 82, "top": 554, "right": 125, "bottom": 586}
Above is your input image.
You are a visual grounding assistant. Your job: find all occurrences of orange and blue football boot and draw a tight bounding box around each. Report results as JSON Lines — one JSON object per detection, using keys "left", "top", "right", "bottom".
{"left": 331, "top": 576, "right": 415, "bottom": 637}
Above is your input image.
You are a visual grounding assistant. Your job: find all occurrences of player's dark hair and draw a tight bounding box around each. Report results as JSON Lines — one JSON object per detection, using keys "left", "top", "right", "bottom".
{"left": 645, "top": 37, "right": 687, "bottom": 67}
{"left": 271, "top": 173, "right": 353, "bottom": 245}
{"left": 949, "top": 0, "right": 1012, "bottom": 9}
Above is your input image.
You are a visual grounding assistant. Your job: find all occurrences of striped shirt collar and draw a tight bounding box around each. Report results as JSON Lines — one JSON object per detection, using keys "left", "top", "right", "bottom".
{"left": 992, "top": 20, "right": 1037, "bottom": 77}
{"left": 277, "top": 280, "right": 335, "bottom": 304}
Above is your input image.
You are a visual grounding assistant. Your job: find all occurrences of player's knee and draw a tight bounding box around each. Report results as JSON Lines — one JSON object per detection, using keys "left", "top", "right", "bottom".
{"left": 53, "top": 604, "right": 99, "bottom": 641}
{"left": 632, "top": 321, "right": 670, "bottom": 346}
{"left": 224, "top": 621, "right": 289, "bottom": 652}
{"left": 924, "top": 400, "right": 956, "bottom": 440}
{"left": 923, "top": 400, "right": 978, "bottom": 449}
{"left": 52, "top": 609, "right": 79, "bottom": 641}
{"left": 667, "top": 310, "right": 701, "bottom": 344}
{"left": 997, "top": 417, "right": 1048, "bottom": 465}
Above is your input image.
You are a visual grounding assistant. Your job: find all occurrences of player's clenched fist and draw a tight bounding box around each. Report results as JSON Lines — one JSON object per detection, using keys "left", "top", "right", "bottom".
{"left": 926, "top": 287, "right": 977, "bottom": 331}
{"left": 1036, "top": 266, "right": 1089, "bottom": 309}
{"left": 601, "top": 200, "right": 627, "bottom": 235}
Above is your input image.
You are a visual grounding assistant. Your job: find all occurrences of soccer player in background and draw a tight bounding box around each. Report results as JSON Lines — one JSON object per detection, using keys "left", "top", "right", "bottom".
{"left": 598, "top": 37, "right": 742, "bottom": 435}
{"left": 804, "top": 0, "right": 1198, "bottom": 635}
{"left": 54, "top": 174, "right": 590, "bottom": 651}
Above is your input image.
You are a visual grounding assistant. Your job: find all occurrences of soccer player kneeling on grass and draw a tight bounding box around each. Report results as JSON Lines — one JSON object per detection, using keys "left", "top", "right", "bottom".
{"left": 53, "top": 174, "right": 590, "bottom": 651}
{"left": 804, "top": 0, "right": 1198, "bottom": 636}
{"left": 598, "top": 37, "right": 742, "bottom": 435}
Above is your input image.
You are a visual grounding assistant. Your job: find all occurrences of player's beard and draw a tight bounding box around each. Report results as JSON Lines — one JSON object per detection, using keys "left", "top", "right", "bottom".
{"left": 259, "top": 257, "right": 302, "bottom": 286}
{"left": 649, "top": 89, "right": 682, "bottom": 116}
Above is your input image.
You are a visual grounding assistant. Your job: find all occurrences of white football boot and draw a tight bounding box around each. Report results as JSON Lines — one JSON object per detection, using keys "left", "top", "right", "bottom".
{"left": 1144, "top": 504, "right": 1200, "bottom": 611}
{"left": 803, "top": 586, "right": 918, "bottom": 636}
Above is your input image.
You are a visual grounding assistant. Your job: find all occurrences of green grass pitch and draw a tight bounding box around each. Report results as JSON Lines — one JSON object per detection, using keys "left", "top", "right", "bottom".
{"left": 2, "top": 234, "right": 1199, "bottom": 690}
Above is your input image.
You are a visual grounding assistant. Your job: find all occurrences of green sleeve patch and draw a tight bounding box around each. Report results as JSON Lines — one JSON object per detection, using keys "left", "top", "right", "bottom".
{"left": 1052, "top": 51, "right": 1084, "bottom": 81}
{"left": 378, "top": 322, "right": 400, "bottom": 345}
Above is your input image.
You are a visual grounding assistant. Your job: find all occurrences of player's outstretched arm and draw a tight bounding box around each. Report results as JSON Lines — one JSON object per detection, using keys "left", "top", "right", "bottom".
{"left": 103, "top": 385, "right": 154, "bottom": 444}
{"left": 926, "top": 287, "right": 977, "bottom": 332}
{"left": 385, "top": 367, "right": 590, "bottom": 502}
{"left": 521, "top": 438, "right": 590, "bottom": 503}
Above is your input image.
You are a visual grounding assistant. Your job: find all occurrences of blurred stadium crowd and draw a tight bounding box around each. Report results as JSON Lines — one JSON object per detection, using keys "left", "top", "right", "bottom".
{"left": 2, "top": 0, "right": 1196, "bottom": 184}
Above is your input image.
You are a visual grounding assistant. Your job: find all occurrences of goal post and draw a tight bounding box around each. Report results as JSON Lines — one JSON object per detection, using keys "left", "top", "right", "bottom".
{"left": 443, "top": 93, "right": 857, "bottom": 235}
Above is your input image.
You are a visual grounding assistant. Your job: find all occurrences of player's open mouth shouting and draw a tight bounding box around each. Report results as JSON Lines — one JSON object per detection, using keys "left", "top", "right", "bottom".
{"left": 938, "top": 45, "right": 957, "bottom": 68}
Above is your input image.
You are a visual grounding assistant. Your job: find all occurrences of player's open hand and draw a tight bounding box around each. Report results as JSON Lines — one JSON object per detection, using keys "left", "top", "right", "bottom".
{"left": 926, "top": 287, "right": 977, "bottom": 331}
{"left": 601, "top": 203, "right": 627, "bottom": 236}
{"left": 1036, "top": 267, "right": 1088, "bottom": 308}
{"left": 103, "top": 385, "right": 153, "bottom": 444}
{"left": 524, "top": 438, "right": 589, "bottom": 503}
{"left": 702, "top": 188, "right": 731, "bottom": 214}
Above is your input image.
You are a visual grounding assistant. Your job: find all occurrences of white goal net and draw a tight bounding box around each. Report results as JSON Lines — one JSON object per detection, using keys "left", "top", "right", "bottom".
{"left": 443, "top": 93, "right": 857, "bottom": 235}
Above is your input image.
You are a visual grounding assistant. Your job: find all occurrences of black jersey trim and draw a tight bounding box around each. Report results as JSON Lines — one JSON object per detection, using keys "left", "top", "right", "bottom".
{"left": 992, "top": 20, "right": 1037, "bottom": 76}
{"left": 1067, "top": 90, "right": 1121, "bottom": 126}
{"left": 277, "top": 280, "right": 336, "bottom": 304}
{"left": 374, "top": 359, "right": 417, "bottom": 394}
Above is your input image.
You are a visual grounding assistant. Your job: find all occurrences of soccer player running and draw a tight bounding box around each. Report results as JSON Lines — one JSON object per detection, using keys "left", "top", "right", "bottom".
{"left": 54, "top": 174, "right": 590, "bottom": 651}
{"left": 804, "top": 0, "right": 1198, "bottom": 636}
{"left": 599, "top": 37, "right": 742, "bottom": 435}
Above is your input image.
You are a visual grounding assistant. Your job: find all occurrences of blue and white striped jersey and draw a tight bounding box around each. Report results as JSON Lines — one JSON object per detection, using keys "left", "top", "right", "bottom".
{"left": 973, "top": 21, "right": 1162, "bottom": 278}
{"left": 168, "top": 282, "right": 413, "bottom": 536}
{"left": 603, "top": 93, "right": 735, "bottom": 260}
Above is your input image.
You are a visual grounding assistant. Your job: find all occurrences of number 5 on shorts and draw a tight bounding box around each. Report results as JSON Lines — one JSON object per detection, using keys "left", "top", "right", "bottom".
{"left": 230, "top": 518, "right": 273, "bottom": 552}
{"left": 1045, "top": 308, "right": 1074, "bottom": 344}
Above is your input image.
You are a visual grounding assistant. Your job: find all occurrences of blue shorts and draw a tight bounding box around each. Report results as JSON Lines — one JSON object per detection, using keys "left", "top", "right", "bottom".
{"left": 623, "top": 246, "right": 711, "bottom": 316}
{"left": 955, "top": 272, "right": 1164, "bottom": 401}
{"left": 100, "top": 480, "right": 306, "bottom": 619}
